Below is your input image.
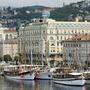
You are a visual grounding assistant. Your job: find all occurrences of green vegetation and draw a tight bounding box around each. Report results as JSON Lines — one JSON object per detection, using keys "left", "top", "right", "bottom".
{"left": 12, "top": 1, "right": 90, "bottom": 21}
{"left": 13, "top": 6, "right": 52, "bottom": 21}
{"left": 50, "top": 1, "right": 90, "bottom": 21}
{"left": 3, "top": 54, "right": 12, "bottom": 63}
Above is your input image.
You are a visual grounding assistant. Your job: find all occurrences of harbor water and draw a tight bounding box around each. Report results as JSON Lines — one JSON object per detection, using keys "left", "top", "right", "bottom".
{"left": 0, "top": 76, "right": 90, "bottom": 90}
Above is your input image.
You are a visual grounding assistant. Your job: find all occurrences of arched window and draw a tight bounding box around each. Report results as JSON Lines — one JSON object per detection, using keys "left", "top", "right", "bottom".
{"left": 50, "top": 37, "right": 54, "bottom": 40}
{"left": 10, "top": 34, "right": 12, "bottom": 39}
{"left": 5, "top": 34, "right": 8, "bottom": 40}
{"left": 51, "top": 43, "right": 55, "bottom": 46}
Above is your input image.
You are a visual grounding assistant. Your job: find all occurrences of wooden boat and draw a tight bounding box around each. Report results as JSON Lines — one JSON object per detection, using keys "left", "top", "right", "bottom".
{"left": 53, "top": 72, "right": 86, "bottom": 86}
{"left": 3, "top": 65, "right": 35, "bottom": 81}
{"left": 53, "top": 67, "right": 86, "bottom": 86}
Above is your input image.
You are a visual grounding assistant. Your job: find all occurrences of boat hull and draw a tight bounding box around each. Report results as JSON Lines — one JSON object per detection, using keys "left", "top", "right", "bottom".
{"left": 53, "top": 78, "right": 86, "bottom": 86}
{"left": 4, "top": 73, "right": 35, "bottom": 81}
{"left": 35, "top": 72, "right": 52, "bottom": 80}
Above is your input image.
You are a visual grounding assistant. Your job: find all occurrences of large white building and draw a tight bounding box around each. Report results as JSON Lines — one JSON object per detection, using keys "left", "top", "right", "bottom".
{"left": 19, "top": 19, "right": 90, "bottom": 63}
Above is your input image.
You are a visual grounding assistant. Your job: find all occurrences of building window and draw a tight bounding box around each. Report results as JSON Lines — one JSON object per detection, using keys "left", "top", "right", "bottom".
{"left": 10, "top": 34, "right": 12, "bottom": 39}
{"left": 57, "top": 36, "right": 59, "bottom": 40}
{"left": 79, "top": 44, "right": 81, "bottom": 47}
{"left": 57, "top": 42, "right": 59, "bottom": 46}
{"left": 64, "top": 37, "right": 66, "bottom": 40}
{"left": 53, "top": 50, "right": 55, "bottom": 52}
{"left": 69, "top": 53, "right": 72, "bottom": 57}
{"left": 64, "top": 30, "right": 66, "bottom": 34}
{"left": 0, "top": 34, "right": 2, "bottom": 38}
{"left": 51, "top": 43, "right": 55, "bottom": 46}
{"left": 50, "top": 37, "right": 54, "bottom": 40}
{"left": 43, "top": 31, "right": 45, "bottom": 34}
{"left": 72, "top": 30, "right": 74, "bottom": 34}
{"left": 5, "top": 34, "right": 8, "bottom": 40}
{"left": 50, "top": 30, "right": 53, "bottom": 34}
{"left": 61, "top": 36, "right": 62, "bottom": 40}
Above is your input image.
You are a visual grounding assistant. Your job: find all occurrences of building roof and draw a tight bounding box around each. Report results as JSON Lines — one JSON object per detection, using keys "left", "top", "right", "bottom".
{"left": 0, "top": 39, "right": 18, "bottom": 44}
{"left": 62, "top": 34, "right": 90, "bottom": 42}
{"left": 26, "top": 19, "right": 90, "bottom": 30}
{"left": 4, "top": 28, "right": 17, "bottom": 33}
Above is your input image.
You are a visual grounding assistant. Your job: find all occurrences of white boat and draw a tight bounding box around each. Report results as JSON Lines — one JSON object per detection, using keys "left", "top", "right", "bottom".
{"left": 3, "top": 65, "right": 35, "bottom": 81}
{"left": 53, "top": 72, "right": 86, "bottom": 86}
{"left": 83, "top": 70, "right": 90, "bottom": 84}
{"left": 4, "top": 72, "right": 35, "bottom": 81}
{"left": 35, "top": 71, "right": 52, "bottom": 80}
{"left": 35, "top": 66, "right": 52, "bottom": 80}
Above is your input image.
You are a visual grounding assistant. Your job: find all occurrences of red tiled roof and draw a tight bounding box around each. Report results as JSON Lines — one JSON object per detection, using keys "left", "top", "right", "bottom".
{"left": 4, "top": 28, "right": 17, "bottom": 33}
{"left": 67, "top": 34, "right": 90, "bottom": 41}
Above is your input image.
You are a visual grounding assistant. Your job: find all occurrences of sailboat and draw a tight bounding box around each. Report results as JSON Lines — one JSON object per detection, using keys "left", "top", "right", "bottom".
{"left": 35, "top": 65, "right": 52, "bottom": 80}
{"left": 34, "top": 45, "right": 52, "bottom": 80}
{"left": 53, "top": 39, "right": 86, "bottom": 86}
{"left": 34, "top": 28, "right": 52, "bottom": 80}
{"left": 3, "top": 32, "right": 35, "bottom": 81}
{"left": 52, "top": 66, "right": 86, "bottom": 86}
{"left": 3, "top": 64, "right": 35, "bottom": 81}
{"left": 53, "top": 72, "right": 86, "bottom": 86}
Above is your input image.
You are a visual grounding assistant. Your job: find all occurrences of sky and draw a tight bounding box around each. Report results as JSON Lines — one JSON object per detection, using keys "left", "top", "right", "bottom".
{"left": 0, "top": 0, "right": 83, "bottom": 7}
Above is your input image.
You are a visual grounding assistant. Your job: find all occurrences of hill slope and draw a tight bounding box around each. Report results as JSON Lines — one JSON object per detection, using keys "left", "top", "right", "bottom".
{"left": 50, "top": 1, "right": 90, "bottom": 21}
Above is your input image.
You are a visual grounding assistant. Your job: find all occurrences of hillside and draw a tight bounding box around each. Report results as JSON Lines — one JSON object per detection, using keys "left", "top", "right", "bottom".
{"left": 50, "top": 1, "right": 90, "bottom": 21}
{"left": 13, "top": 1, "right": 90, "bottom": 21}
{"left": 13, "top": 5, "right": 55, "bottom": 21}
{"left": 0, "top": 1, "right": 90, "bottom": 28}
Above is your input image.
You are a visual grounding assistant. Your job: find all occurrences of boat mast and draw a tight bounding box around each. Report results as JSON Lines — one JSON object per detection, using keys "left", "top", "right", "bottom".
{"left": 30, "top": 42, "right": 33, "bottom": 65}
{"left": 2, "top": 31, "right": 4, "bottom": 61}
{"left": 30, "top": 29, "right": 33, "bottom": 65}
{"left": 40, "top": 24, "right": 44, "bottom": 67}
{"left": 73, "top": 36, "right": 79, "bottom": 70}
{"left": 85, "top": 37, "right": 88, "bottom": 70}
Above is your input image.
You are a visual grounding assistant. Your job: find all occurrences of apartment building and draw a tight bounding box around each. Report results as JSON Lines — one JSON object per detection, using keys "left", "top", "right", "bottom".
{"left": 62, "top": 34, "right": 90, "bottom": 69}
{"left": 0, "top": 26, "right": 18, "bottom": 58}
{"left": 19, "top": 19, "right": 90, "bottom": 62}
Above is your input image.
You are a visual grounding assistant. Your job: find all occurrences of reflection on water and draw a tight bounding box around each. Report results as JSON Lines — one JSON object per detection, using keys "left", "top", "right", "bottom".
{"left": 0, "top": 76, "right": 90, "bottom": 90}
{"left": 53, "top": 83, "right": 87, "bottom": 90}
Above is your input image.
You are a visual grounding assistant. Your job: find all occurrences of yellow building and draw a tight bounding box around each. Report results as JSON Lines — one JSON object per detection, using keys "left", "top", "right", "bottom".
{"left": 0, "top": 26, "right": 18, "bottom": 58}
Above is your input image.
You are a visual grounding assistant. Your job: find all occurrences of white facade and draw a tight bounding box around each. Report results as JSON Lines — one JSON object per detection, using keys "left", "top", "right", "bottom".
{"left": 19, "top": 22, "right": 47, "bottom": 63}
{"left": 19, "top": 19, "right": 90, "bottom": 62}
